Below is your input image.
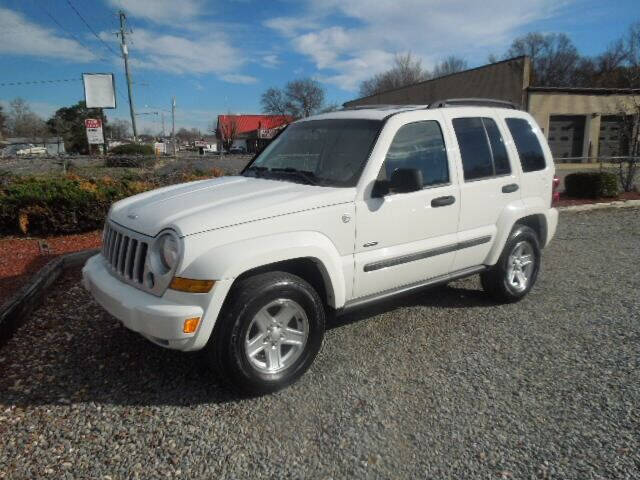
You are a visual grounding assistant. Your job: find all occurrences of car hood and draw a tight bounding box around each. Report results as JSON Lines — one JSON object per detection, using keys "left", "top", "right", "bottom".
{"left": 109, "top": 176, "right": 355, "bottom": 237}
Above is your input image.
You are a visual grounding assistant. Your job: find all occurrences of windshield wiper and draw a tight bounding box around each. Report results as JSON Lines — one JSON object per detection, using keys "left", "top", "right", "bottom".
{"left": 243, "top": 166, "right": 268, "bottom": 178}
{"left": 270, "top": 167, "right": 319, "bottom": 185}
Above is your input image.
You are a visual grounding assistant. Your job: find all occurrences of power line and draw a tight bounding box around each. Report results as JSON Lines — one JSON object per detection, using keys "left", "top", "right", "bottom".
{"left": 30, "top": 0, "right": 108, "bottom": 63}
{"left": 64, "top": 0, "right": 120, "bottom": 58}
{"left": 0, "top": 78, "right": 81, "bottom": 87}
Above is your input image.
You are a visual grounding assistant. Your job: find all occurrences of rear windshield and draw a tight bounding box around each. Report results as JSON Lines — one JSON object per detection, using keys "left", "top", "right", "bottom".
{"left": 243, "top": 119, "right": 382, "bottom": 187}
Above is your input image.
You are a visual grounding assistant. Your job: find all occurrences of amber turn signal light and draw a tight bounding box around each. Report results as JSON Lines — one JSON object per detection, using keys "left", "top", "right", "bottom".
{"left": 183, "top": 317, "right": 200, "bottom": 334}
{"left": 169, "top": 277, "right": 215, "bottom": 293}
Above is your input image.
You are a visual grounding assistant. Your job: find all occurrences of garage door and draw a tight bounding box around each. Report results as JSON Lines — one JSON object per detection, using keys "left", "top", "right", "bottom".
{"left": 547, "top": 115, "right": 586, "bottom": 160}
{"left": 598, "top": 115, "right": 624, "bottom": 158}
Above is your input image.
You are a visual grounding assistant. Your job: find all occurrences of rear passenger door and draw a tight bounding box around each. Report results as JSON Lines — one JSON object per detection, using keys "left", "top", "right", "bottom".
{"left": 442, "top": 110, "right": 521, "bottom": 271}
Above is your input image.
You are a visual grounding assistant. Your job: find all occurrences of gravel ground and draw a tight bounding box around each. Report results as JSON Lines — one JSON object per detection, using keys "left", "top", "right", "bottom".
{"left": 0, "top": 208, "right": 639, "bottom": 479}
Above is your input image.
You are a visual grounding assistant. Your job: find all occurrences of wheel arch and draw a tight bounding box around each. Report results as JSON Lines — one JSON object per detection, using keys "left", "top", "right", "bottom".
{"left": 180, "top": 231, "right": 347, "bottom": 309}
{"left": 485, "top": 203, "right": 549, "bottom": 266}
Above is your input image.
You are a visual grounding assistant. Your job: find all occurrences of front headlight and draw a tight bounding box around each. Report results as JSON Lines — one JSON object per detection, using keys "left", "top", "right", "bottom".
{"left": 160, "top": 234, "right": 180, "bottom": 270}
{"left": 150, "top": 231, "right": 181, "bottom": 274}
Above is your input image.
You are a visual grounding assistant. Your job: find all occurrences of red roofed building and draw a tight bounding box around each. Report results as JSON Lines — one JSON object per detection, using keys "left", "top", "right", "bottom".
{"left": 216, "top": 114, "right": 293, "bottom": 153}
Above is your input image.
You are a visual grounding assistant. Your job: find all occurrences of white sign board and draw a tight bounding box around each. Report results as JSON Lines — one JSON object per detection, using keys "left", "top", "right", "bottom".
{"left": 85, "top": 118, "right": 104, "bottom": 145}
{"left": 83, "top": 73, "right": 116, "bottom": 109}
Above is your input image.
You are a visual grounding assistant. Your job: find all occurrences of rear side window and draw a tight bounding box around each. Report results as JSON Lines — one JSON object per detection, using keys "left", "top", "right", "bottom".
{"left": 505, "top": 118, "right": 546, "bottom": 172}
{"left": 380, "top": 121, "right": 449, "bottom": 187}
{"left": 483, "top": 118, "right": 511, "bottom": 175}
{"left": 452, "top": 117, "right": 511, "bottom": 180}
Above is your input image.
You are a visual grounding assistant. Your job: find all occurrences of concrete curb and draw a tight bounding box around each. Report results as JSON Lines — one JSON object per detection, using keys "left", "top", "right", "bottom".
{"left": 558, "top": 199, "right": 640, "bottom": 212}
{"left": 0, "top": 248, "right": 99, "bottom": 348}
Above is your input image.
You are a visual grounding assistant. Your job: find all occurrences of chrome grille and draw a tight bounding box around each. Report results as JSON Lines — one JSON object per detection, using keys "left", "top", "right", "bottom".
{"left": 102, "top": 222, "right": 150, "bottom": 287}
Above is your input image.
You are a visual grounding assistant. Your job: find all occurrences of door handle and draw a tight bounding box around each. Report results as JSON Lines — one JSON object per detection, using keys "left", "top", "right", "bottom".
{"left": 501, "top": 183, "right": 519, "bottom": 193}
{"left": 431, "top": 195, "right": 456, "bottom": 207}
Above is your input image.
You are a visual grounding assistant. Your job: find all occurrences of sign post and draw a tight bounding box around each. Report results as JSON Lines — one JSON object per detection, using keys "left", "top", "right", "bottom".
{"left": 85, "top": 118, "right": 105, "bottom": 155}
{"left": 83, "top": 73, "right": 116, "bottom": 154}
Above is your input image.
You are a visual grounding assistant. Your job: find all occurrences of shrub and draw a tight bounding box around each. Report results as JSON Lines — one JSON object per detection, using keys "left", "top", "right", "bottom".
{"left": 104, "top": 155, "right": 156, "bottom": 168}
{"left": 564, "top": 171, "right": 619, "bottom": 199}
{"left": 0, "top": 168, "right": 227, "bottom": 236}
{"left": 108, "top": 143, "right": 155, "bottom": 156}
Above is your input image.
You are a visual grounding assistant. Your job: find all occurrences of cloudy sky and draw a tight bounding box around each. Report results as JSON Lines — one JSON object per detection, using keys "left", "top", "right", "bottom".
{"left": 0, "top": 0, "right": 637, "bottom": 131}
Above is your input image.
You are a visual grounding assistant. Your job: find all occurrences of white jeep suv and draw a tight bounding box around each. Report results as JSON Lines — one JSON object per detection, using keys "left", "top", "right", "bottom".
{"left": 83, "top": 100, "right": 558, "bottom": 394}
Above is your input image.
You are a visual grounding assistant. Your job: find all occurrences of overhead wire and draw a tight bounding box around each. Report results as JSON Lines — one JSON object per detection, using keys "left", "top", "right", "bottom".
{"left": 64, "top": 0, "right": 120, "bottom": 58}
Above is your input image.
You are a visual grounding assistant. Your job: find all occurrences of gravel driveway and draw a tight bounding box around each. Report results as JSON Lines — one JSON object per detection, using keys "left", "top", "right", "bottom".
{"left": 1, "top": 208, "right": 639, "bottom": 479}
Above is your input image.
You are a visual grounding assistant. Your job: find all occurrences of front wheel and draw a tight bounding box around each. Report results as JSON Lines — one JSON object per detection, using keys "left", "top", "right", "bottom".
{"left": 481, "top": 225, "right": 541, "bottom": 303}
{"left": 205, "top": 271, "right": 325, "bottom": 395}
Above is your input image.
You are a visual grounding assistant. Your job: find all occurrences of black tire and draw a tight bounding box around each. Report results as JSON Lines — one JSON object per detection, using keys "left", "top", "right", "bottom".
{"left": 481, "top": 225, "right": 541, "bottom": 303}
{"left": 204, "top": 271, "right": 325, "bottom": 395}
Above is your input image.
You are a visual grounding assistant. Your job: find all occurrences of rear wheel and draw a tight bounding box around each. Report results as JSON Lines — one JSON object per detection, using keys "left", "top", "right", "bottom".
{"left": 481, "top": 225, "right": 541, "bottom": 303}
{"left": 205, "top": 271, "right": 325, "bottom": 395}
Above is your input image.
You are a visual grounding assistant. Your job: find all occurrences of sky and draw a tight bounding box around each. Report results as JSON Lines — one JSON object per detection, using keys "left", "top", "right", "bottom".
{"left": 0, "top": 0, "right": 638, "bottom": 133}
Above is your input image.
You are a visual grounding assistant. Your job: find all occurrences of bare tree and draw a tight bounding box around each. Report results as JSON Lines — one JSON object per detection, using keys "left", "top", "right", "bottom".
{"left": 218, "top": 116, "right": 239, "bottom": 151}
{"left": 7, "top": 98, "right": 48, "bottom": 139}
{"left": 506, "top": 32, "right": 580, "bottom": 86}
{"left": 432, "top": 56, "right": 468, "bottom": 78}
{"left": 359, "top": 52, "right": 429, "bottom": 97}
{"left": 105, "top": 119, "right": 131, "bottom": 140}
{"left": 0, "top": 105, "right": 7, "bottom": 139}
{"left": 285, "top": 79, "right": 325, "bottom": 118}
{"left": 261, "top": 78, "right": 325, "bottom": 118}
{"left": 260, "top": 87, "right": 289, "bottom": 116}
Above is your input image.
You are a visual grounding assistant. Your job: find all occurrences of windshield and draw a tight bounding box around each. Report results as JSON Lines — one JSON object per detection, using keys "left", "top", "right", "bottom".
{"left": 243, "top": 119, "right": 382, "bottom": 187}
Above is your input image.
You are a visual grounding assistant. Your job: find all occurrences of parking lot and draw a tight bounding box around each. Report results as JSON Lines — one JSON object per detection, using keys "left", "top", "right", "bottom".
{"left": 0, "top": 208, "right": 639, "bottom": 479}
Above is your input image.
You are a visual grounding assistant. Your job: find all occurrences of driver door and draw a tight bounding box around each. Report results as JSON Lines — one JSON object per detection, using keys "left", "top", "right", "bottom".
{"left": 352, "top": 118, "right": 461, "bottom": 299}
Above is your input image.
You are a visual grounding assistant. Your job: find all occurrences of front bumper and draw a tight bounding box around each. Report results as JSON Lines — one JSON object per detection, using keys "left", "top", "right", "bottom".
{"left": 82, "top": 255, "right": 232, "bottom": 351}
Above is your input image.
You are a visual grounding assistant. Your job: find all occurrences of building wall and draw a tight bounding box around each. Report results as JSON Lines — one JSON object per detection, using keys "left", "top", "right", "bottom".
{"left": 344, "top": 56, "right": 530, "bottom": 108}
{"left": 528, "top": 92, "right": 640, "bottom": 160}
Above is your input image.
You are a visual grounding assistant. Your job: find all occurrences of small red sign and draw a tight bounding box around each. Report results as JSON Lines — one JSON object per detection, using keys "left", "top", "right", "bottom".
{"left": 85, "top": 118, "right": 102, "bottom": 128}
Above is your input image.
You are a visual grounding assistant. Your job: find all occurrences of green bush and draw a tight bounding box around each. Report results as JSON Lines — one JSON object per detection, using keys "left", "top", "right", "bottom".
{"left": 564, "top": 171, "right": 619, "bottom": 199}
{"left": 108, "top": 143, "right": 155, "bottom": 156}
{"left": 0, "top": 175, "right": 132, "bottom": 235}
{"left": 0, "top": 167, "right": 226, "bottom": 236}
{"left": 104, "top": 155, "right": 157, "bottom": 168}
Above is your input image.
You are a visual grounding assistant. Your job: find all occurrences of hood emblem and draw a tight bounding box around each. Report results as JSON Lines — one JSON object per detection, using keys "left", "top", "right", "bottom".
{"left": 127, "top": 213, "right": 139, "bottom": 220}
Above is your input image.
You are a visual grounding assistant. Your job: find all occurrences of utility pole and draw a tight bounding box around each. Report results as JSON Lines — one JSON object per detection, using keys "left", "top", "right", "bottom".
{"left": 171, "top": 96, "right": 176, "bottom": 155}
{"left": 118, "top": 10, "right": 137, "bottom": 140}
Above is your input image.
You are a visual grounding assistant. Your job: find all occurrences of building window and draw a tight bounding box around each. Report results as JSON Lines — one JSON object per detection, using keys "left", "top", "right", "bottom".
{"left": 380, "top": 121, "right": 449, "bottom": 187}
{"left": 452, "top": 117, "right": 511, "bottom": 181}
{"left": 506, "top": 118, "right": 546, "bottom": 172}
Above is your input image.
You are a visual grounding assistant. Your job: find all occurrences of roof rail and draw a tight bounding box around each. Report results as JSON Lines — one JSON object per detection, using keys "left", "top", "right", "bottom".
{"left": 427, "top": 98, "right": 519, "bottom": 109}
{"left": 342, "top": 104, "right": 428, "bottom": 111}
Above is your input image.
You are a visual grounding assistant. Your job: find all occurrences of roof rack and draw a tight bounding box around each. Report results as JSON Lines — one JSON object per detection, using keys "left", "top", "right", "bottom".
{"left": 341, "top": 104, "right": 428, "bottom": 111}
{"left": 427, "top": 98, "right": 519, "bottom": 109}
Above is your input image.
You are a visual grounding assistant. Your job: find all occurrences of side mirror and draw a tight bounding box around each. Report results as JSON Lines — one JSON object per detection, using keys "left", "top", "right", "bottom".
{"left": 390, "top": 168, "right": 423, "bottom": 193}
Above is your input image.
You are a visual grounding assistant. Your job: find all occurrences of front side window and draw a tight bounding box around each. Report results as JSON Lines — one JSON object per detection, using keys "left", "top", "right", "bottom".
{"left": 243, "top": 119, "right": 382, "bottom": 187}
{"left": 506, "top": 118, "right": 546, "bottom": 172}
{"left": 379, "top": 121, "right": 449, "bottom": 187}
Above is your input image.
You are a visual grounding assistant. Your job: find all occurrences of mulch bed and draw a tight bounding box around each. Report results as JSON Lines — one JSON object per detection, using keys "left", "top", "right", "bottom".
{"left": 555, "top": 191, "right": 640, "bottom": 208}
{"left": 0, "top": 231, "right": 102, "bottom": 308}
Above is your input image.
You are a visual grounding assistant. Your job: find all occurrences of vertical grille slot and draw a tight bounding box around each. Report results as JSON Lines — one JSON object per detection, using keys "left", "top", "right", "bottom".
{"left": 118, "top": 236, "right": 129, "bottom": 274}
{"left": 100, "top": 222, "right": 151, "bottom": 291}
{"left": 135, "top": 242, "right": 148, "bottom": 284}
{"left": 125, "top": 239, "right": 137, "bottom": 279}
